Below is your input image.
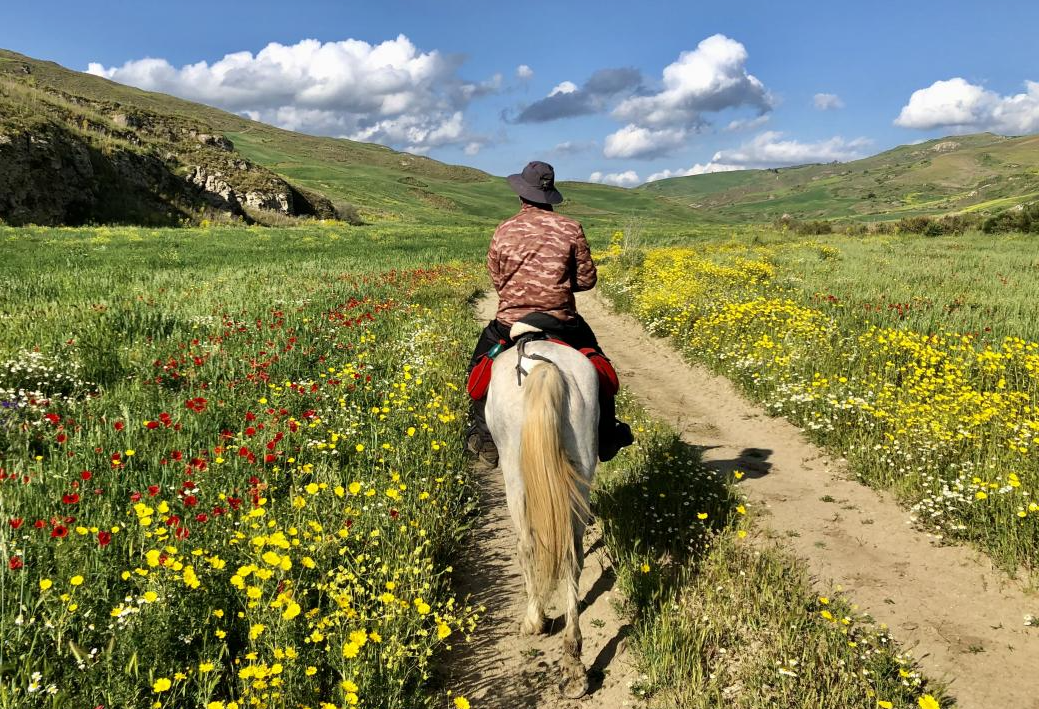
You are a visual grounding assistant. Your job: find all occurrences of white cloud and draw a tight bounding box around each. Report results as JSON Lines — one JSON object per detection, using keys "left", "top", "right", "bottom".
{"left": 86, "top": 35, "right": 497, "bottom": 152}
{"left": 603, "top": 124, "right": 688, "bottom": 159}
{"left": 588, "top": 170, "right": 641, "bottom": 187}
{"left": 552, "top": 140, "right": 597, "bottom": 155}
{"left": 813, "top": 93, "right": 844, "bottom": 110}
{"left": 646, "top": 162, "right": 742, "bottom": 181}
{"left": 603, "top": 34, "right": 772, "bottom": 159}
{"left": 549, "top": 80, "right": 579, "bottom": 97}
{"left": 612, "top": 34, "right": 771, "bottom": 130}
{"left": 725, "top": 115, "right": 770, "bottom": 132}
{"left": 516, "top": 64, "right": 534, "bottom": 80}
{"left": 894, "top": 77, "right": 1039, "bottom": 134}
{"left": 711, "top": 131, "right": 870, "bottom": 167}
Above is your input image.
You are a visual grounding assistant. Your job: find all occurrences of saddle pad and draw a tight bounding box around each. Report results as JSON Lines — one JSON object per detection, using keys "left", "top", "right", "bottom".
{"left": 467, "top": 346, "right": 619, "bottom": 400}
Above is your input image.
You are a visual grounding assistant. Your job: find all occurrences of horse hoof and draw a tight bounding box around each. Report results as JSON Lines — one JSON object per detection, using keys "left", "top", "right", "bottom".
{"left": 559, "top": 667, "right": 589, "bottom": 699}
{"left": 520, "top": 615, "right": 546, "bottom": 636}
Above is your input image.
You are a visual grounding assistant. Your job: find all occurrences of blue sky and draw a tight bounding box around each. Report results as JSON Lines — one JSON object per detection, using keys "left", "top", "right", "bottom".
{"left": 4, "top": 0, "right": 1039, "bottom": 184}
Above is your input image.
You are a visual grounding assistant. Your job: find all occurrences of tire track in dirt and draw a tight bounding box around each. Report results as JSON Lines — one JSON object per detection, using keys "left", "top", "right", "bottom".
{"left": 441, "top": 298, "right": 643, "bottom": 709}
{"left": 577, "top": 291, "right": 1039, "bottom": 709}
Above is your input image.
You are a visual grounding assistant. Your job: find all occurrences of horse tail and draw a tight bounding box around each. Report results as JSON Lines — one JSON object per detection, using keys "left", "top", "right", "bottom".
{"left": 520, "top": 360, "right": 589, "bottom": 596}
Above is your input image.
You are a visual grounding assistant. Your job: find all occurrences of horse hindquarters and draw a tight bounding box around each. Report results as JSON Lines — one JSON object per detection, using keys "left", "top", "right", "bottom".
{"left": 518, "top": 361, "right": 591, "bottom": 697}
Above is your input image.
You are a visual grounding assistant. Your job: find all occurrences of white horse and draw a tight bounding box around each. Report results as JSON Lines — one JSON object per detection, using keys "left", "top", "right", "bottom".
{"left": 485, "top": 325, "right": 599, "bottom": 699}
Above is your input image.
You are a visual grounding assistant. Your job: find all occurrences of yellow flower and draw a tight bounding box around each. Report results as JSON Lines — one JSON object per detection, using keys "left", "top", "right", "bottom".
{"left": 342, "top": 641, "right": 360, "bottom": 658}
{"left": 207, "top": 702, "right": 225, "bottom": 709}
{"left": 152, "top": 677, "right": 172, "bottom": 693}
{"left": 918, "top": 696, "right": 940, "bottom": 709}
{"left": 143, "top": 591, "right": 158, "bottom": 603}
{"left": 697, "top": 512, "right": 708, "bottom": 520}
{"left": 878, "top": 702, "right": 893, "bottom": 709}
{"left": 305, "top": 666, "right": 317, "bottom": 676}
{"left": 249, "top": 623, "right": 266, "bottom": 640}
{"left": 348, "top": 482, "right": 362, "bottom": 495}
{"left": 39, "top": 578, "right": 53, "bottom": 591}
{"left": 125, "top": 449, "right": 135, "bottom": 457}
{"left": 639, "top": 563, "right": 651, "bottom": 573}
{"left": 70, "top": 575, "right": 84, "bottom": 586}
{"left": 454, "top": 697, "right": 471, "bottom": 709}
{"left": 199, "top": 661, "right": 215, "bottom": 673}
{"left": 283, "top": 602, "right": 301, "bottom": 620}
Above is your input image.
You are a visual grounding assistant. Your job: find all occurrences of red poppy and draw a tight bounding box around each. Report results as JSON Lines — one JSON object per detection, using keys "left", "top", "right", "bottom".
{"left": 147, "top": 485, "right": 160, "bottom": 497}
{"left": 9, "top": 517, "right": 23, "bottom": 530}
{"left": 8, "top": 555, "right": 23, "bottom": 570}
{"left": 145, "top": 420, "right": 159, "bottom": 430}
{"left": 97, "top": 531, "right": 112, "bottom": 547}
{"left": 130, "top": 491, "right": 142, "bottom": 502}
{"left": 44, "top": 413, "right": 61, "bottom": 425}
{"left": 56, "top": 433, "right": 67, "bottom": 444}
{"left": 51, "top": 525, "right": 68, "bottom": 538}
{"left": 114, "top": 421, "right": 125, "bottom": 431}
{"left": 195, "top": 513, "right": 209, "bottom": 523}
{"left": 183, "top": 495, "right": 198, "bottom": 507}
{"left": 33, "top": 519, "right": 45, "bottom": 529}
{"left": 62, "top": 493, "right": 80, "bottom": 505}
{"left": 80, "top": 470, "right": 92, "bottom": 481}
{"left": 174, "top": 526, "right": 190, "bottom": 540}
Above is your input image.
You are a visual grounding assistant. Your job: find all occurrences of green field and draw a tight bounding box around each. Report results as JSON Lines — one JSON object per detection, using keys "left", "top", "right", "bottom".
{"left": 0, "top": 224, "right": 955, "bottom": 709}
{"left": 599, "top": 229, "right": 1039, "bottom": 573}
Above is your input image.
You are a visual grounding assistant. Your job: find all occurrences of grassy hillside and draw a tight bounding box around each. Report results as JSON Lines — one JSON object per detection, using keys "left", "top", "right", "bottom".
{"left": 0, "top": 48, "right": 703, "bottom": 227}
{"left": 642, "top": 133, "right": 1039, "bottom": 222}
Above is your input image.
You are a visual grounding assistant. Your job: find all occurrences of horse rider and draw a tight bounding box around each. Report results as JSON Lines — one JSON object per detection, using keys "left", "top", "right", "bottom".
{"left": 466, "top": 160, "right": 634, "bottom": 468}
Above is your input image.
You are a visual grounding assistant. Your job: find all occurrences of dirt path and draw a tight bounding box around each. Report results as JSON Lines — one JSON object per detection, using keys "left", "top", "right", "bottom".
{"left": 574, "top": 291, "right": 1039, "bottom": 709}
{"left": 442, "top": 301, "right": 644, "bottom": 709}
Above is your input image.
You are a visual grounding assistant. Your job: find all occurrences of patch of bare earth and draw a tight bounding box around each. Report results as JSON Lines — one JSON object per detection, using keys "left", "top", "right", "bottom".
{"left": 441, "top": 299, "right": 644, "bottom": 709}
{"left": 576, "top": 291, "right": 1039, "bottom": 709}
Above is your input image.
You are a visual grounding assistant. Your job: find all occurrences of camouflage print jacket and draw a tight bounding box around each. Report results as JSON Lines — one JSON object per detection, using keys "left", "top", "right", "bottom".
{"left": 487, "top": 202, "right": 597, "bottom": 326}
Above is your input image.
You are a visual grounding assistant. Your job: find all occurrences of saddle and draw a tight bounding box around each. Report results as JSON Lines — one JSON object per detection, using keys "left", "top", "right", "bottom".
{"left": 467, "top": 316, "right": 619, "bottom": 400}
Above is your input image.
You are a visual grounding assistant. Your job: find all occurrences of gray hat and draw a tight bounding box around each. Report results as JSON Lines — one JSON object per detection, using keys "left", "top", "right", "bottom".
{"left": 507, "top": 161, "right": 563, "bottom": 205}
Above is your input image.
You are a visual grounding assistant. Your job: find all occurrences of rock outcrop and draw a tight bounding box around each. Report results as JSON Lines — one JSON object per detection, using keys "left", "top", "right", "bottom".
{"left": 0, "top": 77, "right": 335, "bottom": 226}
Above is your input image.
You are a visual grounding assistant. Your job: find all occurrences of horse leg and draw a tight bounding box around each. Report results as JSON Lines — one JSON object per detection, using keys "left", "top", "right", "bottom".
{"left": 559, "top": 522, "right": 589, "bottom": 699}
{"left": 517, "top": 535, "right": 547, "bottom": 635}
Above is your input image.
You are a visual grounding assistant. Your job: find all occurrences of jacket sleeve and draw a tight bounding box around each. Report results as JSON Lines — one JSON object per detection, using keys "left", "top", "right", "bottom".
{"left": 487, "top": 228, "right": 504, "bottom": 292}
{"left": 572, "top": 226, "right": 597, "bottom": 292}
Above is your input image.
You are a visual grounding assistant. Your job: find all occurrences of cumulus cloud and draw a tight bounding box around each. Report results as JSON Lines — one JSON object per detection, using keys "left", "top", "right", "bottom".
{"left": 510, "top": 67, "right": 642, "bottom": 123}
{"left": 552, "top": 140, "right": 597, "bottom": 155}
{"left": 86, "top": 35, "right": 498, "bottom": 153}
{"left": 894, "top": 77, "right": 1039, "bottom": 134}
{"left": 646, "top": 162, "right": 741, "bottom": 182}
{"left": 588, "top": 170, "right": 641, "bottom": 187}
{"left": 604, "top": 34, "right": 772, "bottom": 159}
{"left": 603, "top": 124, "right": 687, "bottom": 160}
{"left": 711, "top": 131, "right": 870, "bottom": 168}
{"left": 725, "top": 114, "right": 770, "bottom": 132}
{"left": 516, "top": 64, "right": 534, "bottom": 80}
{"left": 813, "top": 93, "right": 844, "bottom": 110}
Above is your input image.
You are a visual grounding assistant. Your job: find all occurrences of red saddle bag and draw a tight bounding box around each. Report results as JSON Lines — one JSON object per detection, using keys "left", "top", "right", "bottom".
{"left": 466, "top": 344, "right": 619, "bottom": 400}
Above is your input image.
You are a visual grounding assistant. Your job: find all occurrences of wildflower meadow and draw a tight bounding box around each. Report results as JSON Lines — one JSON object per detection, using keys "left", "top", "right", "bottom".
{"left": 598, "top": 229, "right": 1039, "bottom": 574}
{"left": 0, "top": 226, "right": 484, "bottom": 708}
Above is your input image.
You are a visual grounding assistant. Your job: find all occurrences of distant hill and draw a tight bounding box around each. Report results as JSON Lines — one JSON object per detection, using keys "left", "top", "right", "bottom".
{"left": 0, "top": 49, "right": 700, "bottom": 227}
{"left": 640, "top": 133, "right": 1039, "bottom": 222}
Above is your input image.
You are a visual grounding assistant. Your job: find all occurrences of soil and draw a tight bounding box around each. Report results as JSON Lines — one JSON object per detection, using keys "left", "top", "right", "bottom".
{"left": 448, "top": 292, "right": 1039, "bottom": 709}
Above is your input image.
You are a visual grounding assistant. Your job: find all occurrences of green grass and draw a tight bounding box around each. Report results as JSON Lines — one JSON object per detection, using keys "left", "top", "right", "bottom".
{"left": 598, "top": 228, "right": 1039, "bottom": 574}
{"left": 594, "top": 400, "right": 948, "bottom": 708}
{"left": 0, "top": 225, "right": 488, "bottom": 708}
{"left": 640, "top": 133, "right": 1039, "bottom": 222}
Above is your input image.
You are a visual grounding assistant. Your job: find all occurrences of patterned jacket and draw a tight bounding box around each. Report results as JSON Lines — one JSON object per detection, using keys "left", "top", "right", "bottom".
{"left": 488, "top": 202, "right": 597, "bottom": 326}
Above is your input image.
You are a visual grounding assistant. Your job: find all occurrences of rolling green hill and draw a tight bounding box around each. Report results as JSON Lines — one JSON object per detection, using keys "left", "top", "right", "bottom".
{"left": 0, "top": 48, "right": 702, "bottom": 227}
{"left": 641, "top": 133, "right": 1039, "bottom": 222}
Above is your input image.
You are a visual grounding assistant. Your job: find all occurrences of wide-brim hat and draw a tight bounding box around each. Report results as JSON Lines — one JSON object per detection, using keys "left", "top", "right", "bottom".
{"left": 507, "top": 160, "right": 564, "bottom": 205}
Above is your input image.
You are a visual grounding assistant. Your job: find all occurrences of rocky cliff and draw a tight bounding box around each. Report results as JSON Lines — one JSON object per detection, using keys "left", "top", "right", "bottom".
{"left": 0, "top": 70, "right": 335, "bottom": 226}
